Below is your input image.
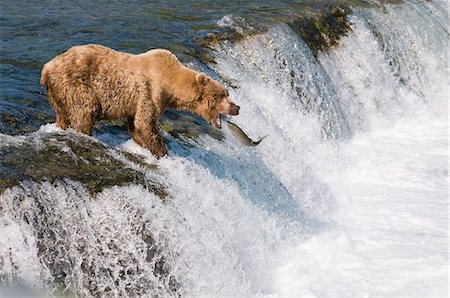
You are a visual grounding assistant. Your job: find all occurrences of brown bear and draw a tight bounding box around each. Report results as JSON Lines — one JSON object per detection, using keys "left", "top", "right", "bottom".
{"left": 40, "top": 44, "right": 240, "bottom": 157}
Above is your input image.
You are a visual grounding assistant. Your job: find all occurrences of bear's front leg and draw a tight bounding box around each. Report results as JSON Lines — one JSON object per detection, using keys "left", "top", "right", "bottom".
{"left": 131, "top": 114, "right": 168, "bottom": 158}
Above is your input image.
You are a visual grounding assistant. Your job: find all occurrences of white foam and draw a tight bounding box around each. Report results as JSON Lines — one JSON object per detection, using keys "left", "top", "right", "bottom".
{"left": 269, "top": 115, "right": 448, "bottom": 296}
{"left": 37, "top": 122, "right": 60, "bottom": 133}
{"left": 0, "top": 214, "right": 50, "bottom": 289}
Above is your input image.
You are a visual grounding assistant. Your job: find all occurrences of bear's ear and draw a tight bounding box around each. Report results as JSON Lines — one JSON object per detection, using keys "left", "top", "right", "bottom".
{"left": 196, "top": 73, "right": 210, "bottom": 85}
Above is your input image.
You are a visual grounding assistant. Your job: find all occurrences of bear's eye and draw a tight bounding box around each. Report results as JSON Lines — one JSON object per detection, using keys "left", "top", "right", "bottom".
{"left": 216, "top": 92, "right": 226, "bottom": 99}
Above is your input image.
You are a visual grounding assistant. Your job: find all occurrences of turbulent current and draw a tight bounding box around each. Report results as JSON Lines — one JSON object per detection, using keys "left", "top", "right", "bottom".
{"left": 0, "top": 0, "right": 448, "bottom": 297}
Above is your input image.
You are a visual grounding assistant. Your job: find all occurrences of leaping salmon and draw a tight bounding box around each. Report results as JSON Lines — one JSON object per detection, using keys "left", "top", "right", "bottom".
{"left": 225, "top": 119, "right": 267, "bottom": 147}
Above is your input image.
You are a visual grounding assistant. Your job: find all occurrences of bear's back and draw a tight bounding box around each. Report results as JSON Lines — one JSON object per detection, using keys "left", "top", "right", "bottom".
{"left": 41, "top": 44, "right": 128, "bottom": 87}
{"left": 133, "top": 49, "right": 183, "bottom": 73}
{"left": 45, "top": 44, "right": 120, "bottom": 69}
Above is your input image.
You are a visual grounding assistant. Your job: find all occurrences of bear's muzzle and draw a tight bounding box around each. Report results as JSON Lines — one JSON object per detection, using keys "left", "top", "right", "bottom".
{"left": 228, "top": 104, "right": 240, "bottom": 116}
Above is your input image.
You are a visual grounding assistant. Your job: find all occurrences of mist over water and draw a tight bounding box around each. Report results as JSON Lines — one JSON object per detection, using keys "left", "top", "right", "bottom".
{"left": 1, "top": 0, "right": 448, "bottom": 296}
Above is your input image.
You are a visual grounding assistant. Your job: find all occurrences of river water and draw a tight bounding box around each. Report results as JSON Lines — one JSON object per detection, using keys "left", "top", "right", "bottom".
{"left": 0, "top": 0, "right": 448, "bottom": 297}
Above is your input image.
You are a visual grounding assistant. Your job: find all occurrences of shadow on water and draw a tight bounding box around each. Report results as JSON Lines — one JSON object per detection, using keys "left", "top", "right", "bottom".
{"left": 165, "top": 127, "right": 327, "bottom": 235}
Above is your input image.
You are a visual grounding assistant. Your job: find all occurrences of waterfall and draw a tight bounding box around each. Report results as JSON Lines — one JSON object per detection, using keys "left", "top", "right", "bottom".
{"left": 0, "top": 1, "right": 448, "bottom": 296}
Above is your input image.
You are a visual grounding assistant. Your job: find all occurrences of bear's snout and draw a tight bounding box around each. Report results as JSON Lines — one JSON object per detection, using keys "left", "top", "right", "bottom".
{"left": 229, "top": 104, "right": 240, "bottom": 116}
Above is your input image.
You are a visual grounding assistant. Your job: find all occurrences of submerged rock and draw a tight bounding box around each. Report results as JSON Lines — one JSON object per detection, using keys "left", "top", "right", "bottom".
{"left": 0, "top": 110, "right": 54, "bottom": 136}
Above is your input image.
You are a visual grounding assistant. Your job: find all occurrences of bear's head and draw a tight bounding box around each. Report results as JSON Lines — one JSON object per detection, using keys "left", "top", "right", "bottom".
{"left": 195, "top": 73, "right": 240, "bottom": 129}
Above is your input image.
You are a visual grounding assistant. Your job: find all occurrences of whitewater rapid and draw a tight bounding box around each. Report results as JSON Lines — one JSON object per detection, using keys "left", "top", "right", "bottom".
{"left": 270, "top": 115, "right": 448, "bottom": 296}
{"left": 0, "top": 0, "right": 448, "bottom": 296}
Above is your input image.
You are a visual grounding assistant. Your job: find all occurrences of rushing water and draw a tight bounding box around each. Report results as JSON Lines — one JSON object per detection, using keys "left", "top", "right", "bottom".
{"left": 0, "top": 0, "right": 448, "bottom": 297}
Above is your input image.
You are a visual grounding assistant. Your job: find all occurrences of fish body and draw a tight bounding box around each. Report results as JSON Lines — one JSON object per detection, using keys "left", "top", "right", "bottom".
{"left": 226, "top": 120, "right": 267, "bottom": 147}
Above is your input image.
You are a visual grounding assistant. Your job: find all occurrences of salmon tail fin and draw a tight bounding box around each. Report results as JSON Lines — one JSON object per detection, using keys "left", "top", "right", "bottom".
{"left": 253, "top": 134, "right": 268, "bottom": 146}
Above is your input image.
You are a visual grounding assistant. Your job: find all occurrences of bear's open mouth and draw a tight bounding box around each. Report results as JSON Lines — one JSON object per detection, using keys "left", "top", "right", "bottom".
{"left": 211, "top": 107, "right": 239, "bottom": 129}
{"left": 211, "top": 114, "right": 223, "bottom": 129}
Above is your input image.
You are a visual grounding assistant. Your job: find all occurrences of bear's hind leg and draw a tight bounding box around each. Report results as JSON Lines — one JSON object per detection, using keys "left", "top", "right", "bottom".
{"left": 46, "top": 88, "right": 70, "bottom": 130}
{"left": 67, "top": 88, "right": 99, "bottom": 135}
{"left": 70, "top": 112, "right": 96, "bottom": 135}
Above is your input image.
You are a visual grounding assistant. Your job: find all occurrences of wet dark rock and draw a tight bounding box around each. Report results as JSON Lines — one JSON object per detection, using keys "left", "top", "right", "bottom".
{"left": 0, "top": 107, "right": 225, "bottom": 197}
{"left": 288, "top": 4, "right": 353, "bottom": 57}
{"left": 0, "top": 132, "right": 167, "bottom": 198}
{"left": 162, "top": 110, "right": 224, "bottom": 143}
{"left": 197, "top": 30, "right": 248, "bottom": 51}
{"left": 0, "top": 110, "right": 54, "bottom": 136}
{"left": 192, "top": 20, "right": 260, "bottom": 65}
{"left": 92, "top": 109, "right": 224, "bottom": 146}
{"left": 189, "top": 14, "right": 263, "bottom": 67}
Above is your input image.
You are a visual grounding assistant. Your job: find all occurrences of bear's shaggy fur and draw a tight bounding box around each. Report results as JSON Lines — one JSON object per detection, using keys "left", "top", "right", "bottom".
{"left": 41, "top": 44, "right": 239, "bottom": 157}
